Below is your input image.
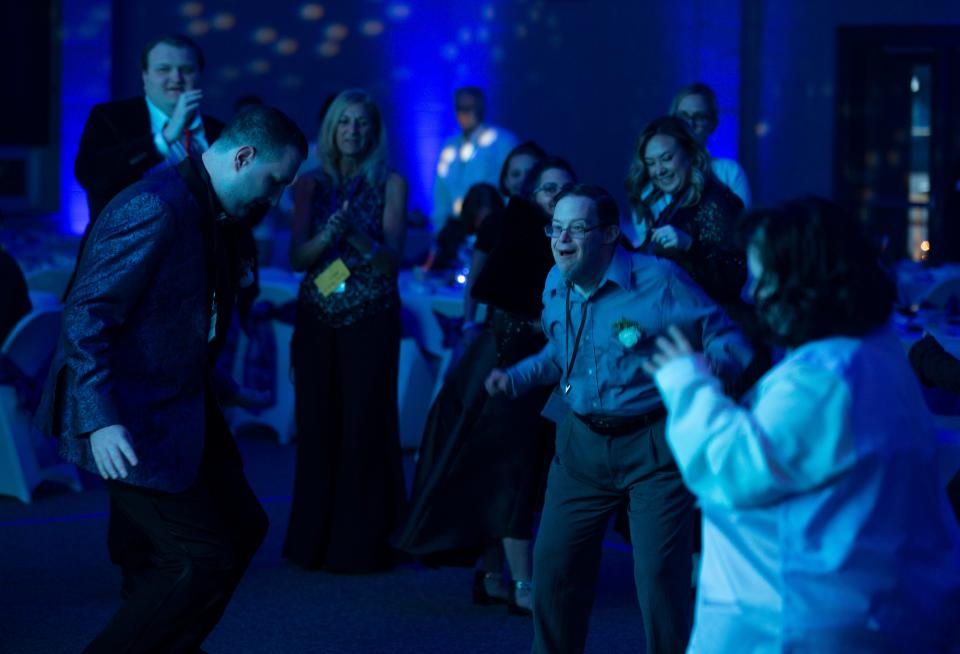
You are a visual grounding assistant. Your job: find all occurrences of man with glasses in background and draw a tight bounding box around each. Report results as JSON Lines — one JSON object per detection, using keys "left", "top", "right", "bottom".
{"left": 486, "top": 185, "right": 752, "bottom": 654}
{"left": 670, "top": 82, "right": 751, "bottom": 207}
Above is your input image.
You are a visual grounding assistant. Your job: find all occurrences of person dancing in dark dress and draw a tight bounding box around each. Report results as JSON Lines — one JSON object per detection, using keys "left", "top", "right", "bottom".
{"left": 394, "top": 157, "right": 577, "bottom": 613}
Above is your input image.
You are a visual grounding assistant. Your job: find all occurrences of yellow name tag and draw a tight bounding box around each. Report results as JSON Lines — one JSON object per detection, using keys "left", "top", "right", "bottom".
{"left": 314, "top": 258, "right": 351, "bottom": 297}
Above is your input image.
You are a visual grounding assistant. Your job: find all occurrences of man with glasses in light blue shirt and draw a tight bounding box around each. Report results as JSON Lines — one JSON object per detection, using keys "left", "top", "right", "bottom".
{"left": 486, "top": 184, "right": 752, "bottom": 654}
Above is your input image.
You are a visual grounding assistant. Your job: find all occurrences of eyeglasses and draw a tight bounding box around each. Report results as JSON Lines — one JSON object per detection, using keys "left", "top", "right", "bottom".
{"left": 677, "top": 111, "right": 713, "bottom": 126}
{"left": 544, "top": 222, "right": 604, "bottom": 239}
{"left": 534, "top": 182, "right": 564, "bottom": 195}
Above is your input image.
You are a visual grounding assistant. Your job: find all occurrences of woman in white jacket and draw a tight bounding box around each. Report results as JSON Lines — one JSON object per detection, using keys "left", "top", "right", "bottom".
{"left": 644, "top": 197, "right": 960, "bottom": 653}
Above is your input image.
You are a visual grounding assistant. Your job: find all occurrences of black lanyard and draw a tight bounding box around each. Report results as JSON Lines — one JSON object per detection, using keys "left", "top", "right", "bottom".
{"left": 564, "top": 284, "right": 589, "bottom": 394}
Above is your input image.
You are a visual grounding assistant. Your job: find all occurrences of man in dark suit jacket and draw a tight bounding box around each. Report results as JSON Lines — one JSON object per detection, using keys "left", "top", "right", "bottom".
{"left": 74, "top": 33, "right": 223, "bottom": 227}
{"left": 37, "top": 105, "right": 306, "bottom": 653}
{"left": 70, "top": 33, "right": 226, "bottom": 593}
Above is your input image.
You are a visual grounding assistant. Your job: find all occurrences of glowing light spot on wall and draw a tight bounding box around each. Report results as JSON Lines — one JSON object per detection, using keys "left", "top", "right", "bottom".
{"left": 459, "top": 142, "right": 476, "bottom": 162}
{"left": 453, "top": 197, "right": 463, "bottom": 215}
{"left": 275, "top": 38, "right": 300, "bottom": 55}
{"left": 212, "top": 12, "right": 236, "bottom": 30}
{"left": 360, "top": 20, "right": 385, "bottom": 37}
{"left": 458, "top": 27, "right": 473, "bottom": 44}
{"left": 317, "top": 41, "right": 340, "bottom": 58}
{"left": 920, "top": 240, "right": 931, "bottom": 252}
{"left": 248, "top": 59, "right": 271, "bottom": 74}
{"left": 515, "top": 25, "right": 527, "bottom": 39}
{"left": 252, "top": 27, "right": 278, "bottom": 44}
{"left": 180, "top": 2, "right": 203, "bottom": 18}
{"left": 187, "top": 19, "right": 210, "bottom": 36}
{"left": 477, "top": 128, "right": 497, "bottom": 148}
{"left": 754, "top": 121, "right": 770, "bottom": 137}
{"left": 300, "top": 3, "right": 324, "bottom": 21}
{"left": 219, "top": 66, "right": 240, "bottom": 80}
{"left": 326, "top": 23, "right": 349, "bottom": 40}
{"left": 386, "top": 3, "right": 411, "bottom": 20}
{"left": 482, "top": 5, "right": 495, "bottom": 20}
{"left": 476, "top": 26, "right": 490, "bottom": 43}
{"left": 441, "top": 43, "right": 458, "bottom": 61}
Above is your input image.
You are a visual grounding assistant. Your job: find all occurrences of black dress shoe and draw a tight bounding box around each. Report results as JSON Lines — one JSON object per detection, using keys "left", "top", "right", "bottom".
{"left": 472, "top": 570, "right": 508, "bottom": 605}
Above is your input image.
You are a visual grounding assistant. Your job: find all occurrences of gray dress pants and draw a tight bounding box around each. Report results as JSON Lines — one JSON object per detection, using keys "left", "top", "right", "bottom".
{"left": 532, "top": 412, "right": 695, "bottom": 654}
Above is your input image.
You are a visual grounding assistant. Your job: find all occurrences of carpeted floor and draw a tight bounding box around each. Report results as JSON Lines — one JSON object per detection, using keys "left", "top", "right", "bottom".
{"left": 0, "top": 428, "right": 647, "bottom": 654}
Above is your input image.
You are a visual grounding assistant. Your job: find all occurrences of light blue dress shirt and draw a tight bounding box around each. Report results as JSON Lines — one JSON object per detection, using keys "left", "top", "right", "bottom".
{"left": 654, "top": 326, "right": 960, "bottom": 652}
{"left": 507, "top": 247, "right": 752, "bottom": 417}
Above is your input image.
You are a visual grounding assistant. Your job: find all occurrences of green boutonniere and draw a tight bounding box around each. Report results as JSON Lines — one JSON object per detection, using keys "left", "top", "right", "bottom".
{"left": 613, "top": 317, "right": 643, "bottom": 348}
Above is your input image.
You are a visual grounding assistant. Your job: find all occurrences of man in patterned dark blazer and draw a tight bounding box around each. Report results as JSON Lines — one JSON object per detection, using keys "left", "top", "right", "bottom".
{"left": 38, "top": 105, "right": 306, "bottom": 653}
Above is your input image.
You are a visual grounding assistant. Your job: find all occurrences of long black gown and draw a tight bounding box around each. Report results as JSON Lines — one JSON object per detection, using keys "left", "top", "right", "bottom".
{"left": 392, "top": 197, "right": 556, "bottom": 565}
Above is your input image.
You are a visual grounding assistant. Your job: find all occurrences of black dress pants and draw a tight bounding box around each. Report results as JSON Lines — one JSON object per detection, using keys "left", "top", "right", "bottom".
{"left": 84, "top": 399, "right": 268, "bottom": 654}
{"left": 283, "top": 304, "right": 406, "bottom": 572}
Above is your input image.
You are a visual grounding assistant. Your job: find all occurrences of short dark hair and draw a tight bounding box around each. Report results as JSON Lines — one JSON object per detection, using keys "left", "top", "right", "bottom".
{"left": 215, "top": 105, "right": 308, "bottom": 161}
{"left": 554, "top": 184, "right": 620, "bottom": 227}
{"left": 739, "top": 197, "right": 895, "bottom": 348}
{"left": 669, "top": 82, "right": 719, "bottom": 127}
{"left": 141, "top": 34, "right": 205, "bottom": 72}
{"left": 460, "top": 183, "right": 505, "bottom": 234}
{"left": 521, "top": 156, "right": 578, "bottom": 200}
{"left": 454, "top": 86, "right": 486, "bottom": 122}
{"left": 233, "top": 95, "right": 263, "bottom": 114}
{"left": 498, "top": 141, "right": 546, "bottom": 196}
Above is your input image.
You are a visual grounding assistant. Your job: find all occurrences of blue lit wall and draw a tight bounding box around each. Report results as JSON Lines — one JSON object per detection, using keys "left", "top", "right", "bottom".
{"left": 92, "top": 0, "right": 746, "bottom": 220}
{"left": 58, "top": 0, "right": 960, "bottom": 232}
{"left": 60, "top": 0, "right": 112, "bottom": 234}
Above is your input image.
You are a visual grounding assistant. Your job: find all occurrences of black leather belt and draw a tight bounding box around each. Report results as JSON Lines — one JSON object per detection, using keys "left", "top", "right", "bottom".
{"left": 573, "top": 407, "right": 666, "bottom": 436}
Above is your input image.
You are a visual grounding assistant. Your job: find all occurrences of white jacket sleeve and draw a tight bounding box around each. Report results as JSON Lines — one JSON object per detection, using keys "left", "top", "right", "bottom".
{"left": 653, "top": 354, "right": 856, "bottom": 508}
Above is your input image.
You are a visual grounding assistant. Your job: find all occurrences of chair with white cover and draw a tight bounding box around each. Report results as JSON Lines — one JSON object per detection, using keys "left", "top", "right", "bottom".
{"left": 226, "top": 271, "right": 299, "bottom": 444}
{"left": 0, "top": 308, "right": 81, "bottom": 502}
{"left": 25, "top": 267, "right": 73, "bottom": 299}
{"left": 920, "top": 276, "right": 960, "bottom": 310}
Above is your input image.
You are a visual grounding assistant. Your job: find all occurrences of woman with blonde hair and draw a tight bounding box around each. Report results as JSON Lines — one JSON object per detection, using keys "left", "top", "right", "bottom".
{"left": 284, "top": 89, "right": 408, "bottom": 572}
{"left": 626, "top": 115, "right": 745, "bottom": 309}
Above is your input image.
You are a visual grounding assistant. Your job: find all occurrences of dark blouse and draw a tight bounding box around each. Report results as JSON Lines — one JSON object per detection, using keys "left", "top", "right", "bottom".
{"left": 0, "top": 248, "right": 31, "bottom": 345}
{"left": 647, "top": 175, "right": 746, "bottom": 306}
{"left": 297, "top": 172, "right": 399, "bottom": 327}
{"left": 470, "top": 196, "right": 554, "bottom": 321}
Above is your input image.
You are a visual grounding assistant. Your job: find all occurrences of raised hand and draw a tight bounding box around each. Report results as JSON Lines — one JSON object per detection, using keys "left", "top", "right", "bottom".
{"left": 641, "top": 325, "right": 695, "bottom": 376}
{"left": 651, "top": 225, "right": 693, "bottom": 251}
{"left": 162, "top": 89, "right": 204, "bottom": 144}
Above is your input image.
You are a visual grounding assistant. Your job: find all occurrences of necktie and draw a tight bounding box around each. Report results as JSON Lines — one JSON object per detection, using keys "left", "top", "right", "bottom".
{"left": 184, "top": 128, "right": 194, "bottom": 159}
